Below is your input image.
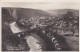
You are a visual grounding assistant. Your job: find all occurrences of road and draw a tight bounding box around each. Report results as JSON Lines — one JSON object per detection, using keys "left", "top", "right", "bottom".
{"left": 24, "top": 33, "right": 46, "bottom": 51}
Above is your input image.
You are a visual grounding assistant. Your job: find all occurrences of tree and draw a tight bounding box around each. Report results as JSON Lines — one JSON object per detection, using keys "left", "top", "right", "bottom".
{"left": 62, "top": 11, "right": 74, "bottom": 27}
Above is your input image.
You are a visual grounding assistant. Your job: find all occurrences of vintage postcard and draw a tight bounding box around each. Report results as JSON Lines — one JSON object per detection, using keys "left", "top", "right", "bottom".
{"left": 0, "top": 0, "right": 79, "bottom": 52}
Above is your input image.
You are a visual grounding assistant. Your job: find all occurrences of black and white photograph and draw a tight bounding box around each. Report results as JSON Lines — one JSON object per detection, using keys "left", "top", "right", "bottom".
{"left": 2, "top": 2, "right": 79, "bottom": 51}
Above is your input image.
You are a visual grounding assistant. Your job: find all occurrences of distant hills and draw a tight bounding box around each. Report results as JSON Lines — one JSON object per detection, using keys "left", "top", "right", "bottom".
{"left": 46, "top": 9, "right": 79, "bottom": 17}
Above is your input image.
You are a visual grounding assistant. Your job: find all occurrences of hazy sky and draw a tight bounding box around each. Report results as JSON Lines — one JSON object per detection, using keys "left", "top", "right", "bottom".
{"left": 2, "top": 2, "right": 79, "bottom": 10}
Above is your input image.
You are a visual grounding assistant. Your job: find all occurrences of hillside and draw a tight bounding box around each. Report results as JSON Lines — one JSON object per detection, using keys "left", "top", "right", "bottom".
{"left": 16, "top": 8, "right": 52, "bottom": 20}
{"left": 2, "top": 7, "right": 52, "bottom": 22}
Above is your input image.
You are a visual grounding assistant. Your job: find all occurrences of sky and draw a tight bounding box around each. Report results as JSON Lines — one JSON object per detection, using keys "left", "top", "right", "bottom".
{"left": 1, "top": 0, "right": 79, "bottom": 2}
{"left": 2, "top": 2, "right": 79, "bottom": 10}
